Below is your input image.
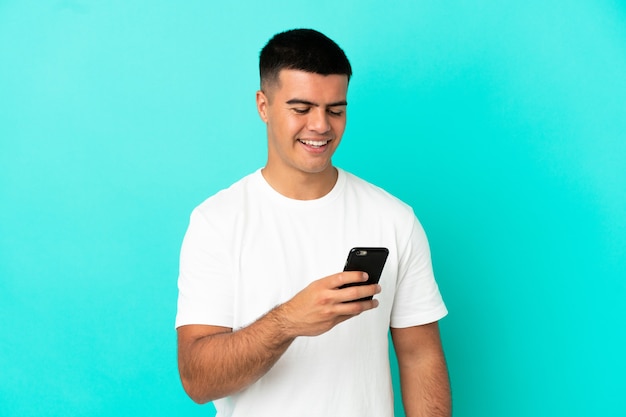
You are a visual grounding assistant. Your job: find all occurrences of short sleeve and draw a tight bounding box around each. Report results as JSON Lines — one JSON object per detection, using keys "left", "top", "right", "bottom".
{"left": 175, "top": 207, "right": 234, "bottom": 329}
{"left": 390, "top": 216, "right": 447, "bottom": 328}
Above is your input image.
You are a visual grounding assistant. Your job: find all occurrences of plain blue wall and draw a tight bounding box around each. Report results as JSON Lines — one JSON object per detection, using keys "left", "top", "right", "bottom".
{"left": 1, "top": 1, "right": 624, "bottom": 416}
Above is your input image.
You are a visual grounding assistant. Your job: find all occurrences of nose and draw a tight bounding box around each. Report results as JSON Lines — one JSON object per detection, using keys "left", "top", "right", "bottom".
{"left": 307, "top": 108, "right": 331, "bottom": 134}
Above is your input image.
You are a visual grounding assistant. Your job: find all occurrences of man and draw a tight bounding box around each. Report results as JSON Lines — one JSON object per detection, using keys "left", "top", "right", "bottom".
{"left": 176, "top": 28, "right": 451, "bottom": 417}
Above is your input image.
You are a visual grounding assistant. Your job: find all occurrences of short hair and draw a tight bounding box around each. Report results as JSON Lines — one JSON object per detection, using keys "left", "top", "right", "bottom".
{"left": 259, "top": 28, "right": 352, "bottom": 90}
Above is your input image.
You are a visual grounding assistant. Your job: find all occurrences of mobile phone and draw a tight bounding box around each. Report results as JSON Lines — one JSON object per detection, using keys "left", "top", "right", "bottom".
{"left": 340, "top": 247, "right": 389, "bottom": 301}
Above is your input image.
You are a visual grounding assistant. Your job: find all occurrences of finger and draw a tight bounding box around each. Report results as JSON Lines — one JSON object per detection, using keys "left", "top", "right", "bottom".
{"left": 333, "top": 271, "right": 369, "bottom": 288}
{"left": 338, "top": 284, "right": 381, "bottom": 303}
{"left": 335, "top": 297, "right": 380, "bottom": 316}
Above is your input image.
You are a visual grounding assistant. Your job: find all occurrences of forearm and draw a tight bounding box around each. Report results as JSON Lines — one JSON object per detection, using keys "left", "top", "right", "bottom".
{"left": 177, "top": 271, "right": 379, "bottom": 404}
{"left": 399, "top": 352, "right": 451, "bottom": 417}
{"left": 178, "top": 305, "right": 295, "bottom": 403}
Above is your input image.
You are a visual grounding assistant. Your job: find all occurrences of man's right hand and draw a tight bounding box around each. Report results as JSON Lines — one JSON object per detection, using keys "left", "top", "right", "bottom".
{"left": 276, "top": 270, "right": 381, "bottom": 338}
{"left": 177, "top": 270, "right": 380, "bottom": 403}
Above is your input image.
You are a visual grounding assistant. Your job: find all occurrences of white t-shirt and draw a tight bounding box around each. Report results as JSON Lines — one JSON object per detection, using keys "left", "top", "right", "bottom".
{"left": 176, "top": 168, "right": 447, "bottom": 417}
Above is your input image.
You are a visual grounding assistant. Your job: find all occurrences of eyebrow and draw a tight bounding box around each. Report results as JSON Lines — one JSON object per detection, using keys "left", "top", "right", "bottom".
{"left": 285, "top": 98, "right": 348, "bottom": 107}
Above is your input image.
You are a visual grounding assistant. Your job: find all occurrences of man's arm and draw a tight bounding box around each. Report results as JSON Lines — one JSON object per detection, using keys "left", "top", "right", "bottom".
{"left": 391, "top": 322, "right": 451, "bottom": 417}
{"left": 177, "top": 271, "right": 381, "bottom": 404}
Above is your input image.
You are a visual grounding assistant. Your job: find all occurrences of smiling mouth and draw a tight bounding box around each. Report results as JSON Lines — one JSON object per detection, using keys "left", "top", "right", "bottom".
{"left": 298, "top": 139, "right": 331, "bottom": 148}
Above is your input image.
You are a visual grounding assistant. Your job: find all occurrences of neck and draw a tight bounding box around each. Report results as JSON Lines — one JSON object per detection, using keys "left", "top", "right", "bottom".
{"left": 261, "top": 166, "right": 338, "bottom": 200}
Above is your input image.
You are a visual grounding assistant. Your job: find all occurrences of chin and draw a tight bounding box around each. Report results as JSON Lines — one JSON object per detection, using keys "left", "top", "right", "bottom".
{"left": 301, "top": 164, "right": 334, "bottom": 175}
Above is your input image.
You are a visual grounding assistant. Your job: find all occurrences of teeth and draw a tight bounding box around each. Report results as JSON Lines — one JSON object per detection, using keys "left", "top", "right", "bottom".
{"left": 300, "top": 139, "right": 329, "bottom": 147}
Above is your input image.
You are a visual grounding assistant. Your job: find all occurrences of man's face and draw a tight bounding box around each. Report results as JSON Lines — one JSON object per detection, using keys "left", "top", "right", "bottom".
{"left": 256, "top": 69, "right": 348, "bottom": 178}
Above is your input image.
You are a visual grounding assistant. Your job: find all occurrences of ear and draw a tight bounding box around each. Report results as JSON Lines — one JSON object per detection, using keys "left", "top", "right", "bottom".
{"left": 256, "top": 90, "right": 269, "bottom": 123}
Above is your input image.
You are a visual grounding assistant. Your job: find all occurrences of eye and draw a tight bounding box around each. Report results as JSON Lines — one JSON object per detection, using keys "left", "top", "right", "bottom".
{"left": 292, "top": 107, "right": 310, "bottom": 114}
{"left": 328, "top": 108, "right": 345, "bottom": 116}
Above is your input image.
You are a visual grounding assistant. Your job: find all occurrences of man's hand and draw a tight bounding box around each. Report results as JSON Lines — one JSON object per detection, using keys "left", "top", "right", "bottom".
{"left": 177, "top": 270, "right": 380, "bottom": 403}
{"left": 278, "top": 270, "right": 382, "bottom": 337}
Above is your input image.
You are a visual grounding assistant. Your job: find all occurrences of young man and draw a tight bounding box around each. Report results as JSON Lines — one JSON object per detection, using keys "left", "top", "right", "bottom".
{"left": 176, "top": 29, "right": 451, "bottom": 417}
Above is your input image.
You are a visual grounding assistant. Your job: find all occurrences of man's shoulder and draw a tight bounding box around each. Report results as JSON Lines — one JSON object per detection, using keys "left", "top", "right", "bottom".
{"left": 341, "top": 169, "right": 414, "bottom": 216}
{"left": 193, "top": 170, "right": 260, "bottom": 216}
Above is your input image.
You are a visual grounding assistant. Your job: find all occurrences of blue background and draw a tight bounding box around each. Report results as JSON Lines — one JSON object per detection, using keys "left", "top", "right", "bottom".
{"left": 1, "top": 1, "right": 625, "bottom": 416}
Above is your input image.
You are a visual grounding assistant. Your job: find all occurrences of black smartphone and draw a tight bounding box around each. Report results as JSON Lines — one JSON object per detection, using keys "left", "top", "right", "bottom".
{"left": 340, "top": 247, "right": 389, "bottom": 301}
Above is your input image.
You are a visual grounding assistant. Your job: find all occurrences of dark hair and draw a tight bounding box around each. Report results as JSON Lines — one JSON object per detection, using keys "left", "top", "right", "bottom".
{"left": 259, "top": 28, "right": 352, "bottom": 89}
